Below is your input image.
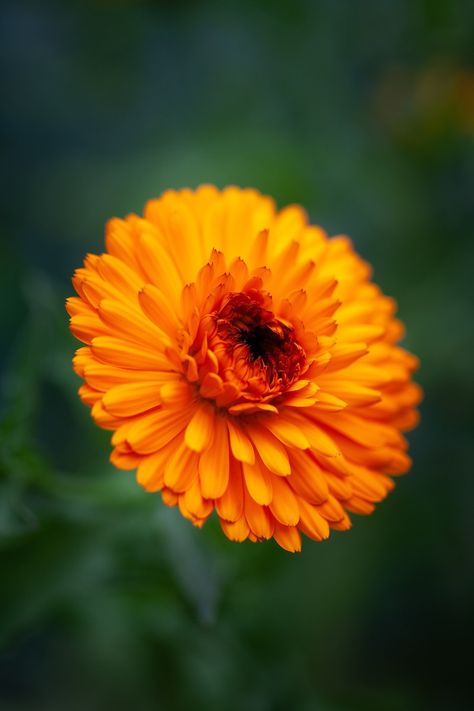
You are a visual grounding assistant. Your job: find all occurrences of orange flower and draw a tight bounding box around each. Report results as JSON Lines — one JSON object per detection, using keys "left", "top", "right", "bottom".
{"left": 67, "top": 186, "right": 421, "bottom": 552}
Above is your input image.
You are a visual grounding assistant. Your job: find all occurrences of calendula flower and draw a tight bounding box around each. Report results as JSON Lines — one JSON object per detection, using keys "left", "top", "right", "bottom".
{"left": 67, "top": 186, "right": 421, "bottom": 552}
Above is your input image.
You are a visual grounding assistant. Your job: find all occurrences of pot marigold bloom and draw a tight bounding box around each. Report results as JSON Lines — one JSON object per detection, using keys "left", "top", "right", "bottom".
{"left": 67, "top": 186, "right": 421, "bottom": 552}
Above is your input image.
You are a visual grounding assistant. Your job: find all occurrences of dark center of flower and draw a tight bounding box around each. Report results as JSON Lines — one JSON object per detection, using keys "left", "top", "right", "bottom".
{"left": 239, "top": 323, "right": 287, "bottom": 363}
{"left": 215, "top": 290, "right": 306, "bottom": 389}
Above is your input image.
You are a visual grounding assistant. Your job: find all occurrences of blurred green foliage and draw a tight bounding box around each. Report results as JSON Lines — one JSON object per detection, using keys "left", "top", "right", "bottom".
{"left": 1, "top": 1, "right": 473, "bottom": 709}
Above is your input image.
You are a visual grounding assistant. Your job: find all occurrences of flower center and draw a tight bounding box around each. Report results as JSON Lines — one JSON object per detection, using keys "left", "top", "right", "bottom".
{"left": 213, "top": 290, "right": 306, "bottom": 394}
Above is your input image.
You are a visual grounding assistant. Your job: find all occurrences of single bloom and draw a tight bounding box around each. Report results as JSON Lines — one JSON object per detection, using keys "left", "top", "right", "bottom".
{"left": 67, "top": 185, "right": 421, "bottom": 552}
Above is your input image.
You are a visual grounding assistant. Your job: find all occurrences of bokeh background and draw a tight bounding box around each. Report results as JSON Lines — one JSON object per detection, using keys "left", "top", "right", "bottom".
{"left": 1, "top": 1, "right": 473, "bottom": 709}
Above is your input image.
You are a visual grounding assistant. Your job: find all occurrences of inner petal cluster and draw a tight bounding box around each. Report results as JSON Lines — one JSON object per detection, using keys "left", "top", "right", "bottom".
{"left": 193, "top": 289, "right": 307, "bottom": 409}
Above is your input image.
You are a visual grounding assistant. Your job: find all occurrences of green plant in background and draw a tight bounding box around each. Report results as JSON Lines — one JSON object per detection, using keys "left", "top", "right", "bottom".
{"left": 1, "top": 1, "right": 473, "bottom": 709}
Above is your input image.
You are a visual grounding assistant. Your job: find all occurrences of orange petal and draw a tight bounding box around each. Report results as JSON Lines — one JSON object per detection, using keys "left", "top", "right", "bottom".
{"left": 160, "top": 381, "right": 195, "bottom": 406}
{"left": 269, "top": 475, "right": 300, "bottom": 526}
{"left": 78, "top": 383, "right": 102, "bottom": 406}
{"left": 273, "top": 523, "right": 302, "bottom": 553}
{"left": 136, "top": 231, "right": 182, "bottom": 310}
{"left": 297, "top": 498, "right": 330, "bottom": 541}
{"left": 216, "top": 458, "right": 244, "bottom": 522}
{"left": 316, "top": 495, "right": 346, "bottom": 522}
{"left": 184, "top": 478, "right": 213, "bottom": 518}
{"left": 184, "top": 403, "right": 215, "bottom": 452}
{"left": 325, "top": 472, "right": 353, "bottom": 501}
{"left": 242, "top": 455, "right": 273, "bottom": 506}
{"left": 340, "top": 324, "right": 385, "bottom": 343}
{"left": 324, "top": 342, "right": 369, "bottom": 372}
{"left": 161, "top": 487, "right": 179, "bottom": 507}
{"left": 138, "top": 284, "right": 180, "bottom": 337}
{"left": 345, "top": 496, "right": 375, "bottom": 515}
{"left": 259, "top": 416, "right": 310, "bottom": 450}
{"left": 244, "top": 490, "right": 274, "bottom": 540}
{"left": 199, "top": 415, "right": 229, "bottom": 499}
{"left": 227, "top": 419, "right": 255, "bottom": 464}
{"left": 102, "top": 381, "right": 162, "bottom": 417}
{"left": 311, "top": 392, "right": 348, "bottom": 412}
{"left": 330, "top": 511, "right": 352, "bottom": 531}
{"left": 69, "top": 313, "right": 109, "bottom": 344}
{"left": 136, "top": 448, "right": 176, "bottom": 491}
{"left": 95, "top": 252, "right": 144, "bottom": 298}
{"left": 220, "top": 516, "right": 250, "bottom": 542}
{"left": 110, "top": 446, "right": 142, "bottom": 471}
{"left": 163, "top": 441, "right": 199, "bottom": 493}
{"left": 285, "top": 413, "right": 341, "bottom": 457}
{"left": 314, "top": 411, "right": 401, "bottom": 449}
{"left": 105, "top": 217, "right": 143, "bottom": 274}
{"left": 246, "top": 426, "right": 291, "bottom": 476}
{"left": 90, "top": 400, "right": 122, "bottom": 430}
{"left": 289, "top": 449, "right": 329, "bottom": 504}
{"left": 91, "top": 336, "right": 171, "bottom": 370}
{"left": 126, "top": 405, "right": 193, "bottom": 454}
{"left": 84, "top": 363, "right": 177, "bottom": 390}
{"left": 350, "top": 467, "right": 392, "bottom": 502}
{"left": 318, "top": 381, "right": 381, "bottom": 407}
{"left": 98, "top": 298, "right": 168, "bottom": 349}
{"left": 199, "top": 372, "right": 224, "bottom": 399}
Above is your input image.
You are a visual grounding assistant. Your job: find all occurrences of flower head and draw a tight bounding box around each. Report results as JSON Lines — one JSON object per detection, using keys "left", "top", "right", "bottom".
{"left": 67, "top": 186, "right": 421, "bottom": 551}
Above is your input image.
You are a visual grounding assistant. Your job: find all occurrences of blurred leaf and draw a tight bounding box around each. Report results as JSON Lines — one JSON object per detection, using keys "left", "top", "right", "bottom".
{"left": 156, "top": 506, "right": 221, "bottom": 625}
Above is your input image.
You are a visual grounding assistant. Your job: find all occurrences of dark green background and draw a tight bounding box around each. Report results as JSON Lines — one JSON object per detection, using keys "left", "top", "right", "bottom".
{"left": 1, "top": 1, "right": 473, "bottom": 709}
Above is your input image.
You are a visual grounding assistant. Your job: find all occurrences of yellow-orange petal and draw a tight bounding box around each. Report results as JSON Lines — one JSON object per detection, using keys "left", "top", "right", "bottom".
{"left": 325, "top": 472, "right": 353, "bottom": 500}
{"left": 316, "top": 495, "right": 346, "bottom": 523}
{"left": 69, "top": 313, "right": 109, "bottom": 344}
{"left": 273, "top": 523, "right": 302, "bottom": 553}
{"left": 198, "top": 415, "right": 229, "bottom": 499}
{"left": 289, "top": 449, "right": 329, "bottom": 504}
{"left": 227, "top": 418, "right": 255, "bottom": 464}
{"left": 98, "top": 298, "right": 168, "bottom": 348}
{"left": 244, "top": 489, "right": 274, "bottom": 540}
{"left": 138, "top": 284, "right": 180, "bottom": 337}
{"left": 297, "top": 498, "right": 330, "bottom": 540}
{"left": 160, "top": 381, "right": 195, "bottom": 406}
{"left": 259, "top": 415, "right": 310, "bottom": 450}
{"left": 285, "top": 412, "right": 341, "bottom": 457}
{"left": 105, "top": 217, "right": 144, "bottom": 274}
{"left": 216, "top": 458, "right": 244, "bottom": 522}
{"left": 314, "top": 410, "right": 401, "bottom": 449}
{"left": 91, "top": 336, "right": 171, "bottom": 370}
{"left": 184, "top": 403, "right": 215, "bottom": 452}
{"left": 163, "top": 441, "right": 199, "bottom": 493}
{"left": 199, "top": 372, "right": 224, "bottom": 399}
{"left": 161, "top": 487, "right": 179, "bottom": 507}
{"left": 246, "top": 426, "right": 291, "bottom": 476}
{"left": 126, "top": 405, "right": 193, "bottom": 455}
{"left": 102, "top": 381, "right": 162, "bottom": 417}
{"left": 220, "top": 516, "right": 250, "bottom": 542}
{"left": 311, "top": 392, "right": 348, "bottom": 412}
{"left": 95, "top": 252, "right": 144, "bottom": 298}
{"left": 110, "top": 447, "right": 142, "bottom": 471}
{"left": 269, "top": 475, "right": 300, "bottom": 526}
{"left": 90, "top": 400, "right": 122, "bottom": 430}
{"left": 78, "top": 383, "right": 102, "bottom": 406}
{"left": 324, "top": 342, "right": 369, "bottom": 372}
{"left": 136, "top": 447, "right": 176, "bottom": 491}
{"left": 184, "top": 478, "right": 213, "bottom": 519}
{"left": 318, "top": 381, "right": 381, "bottom": 407}
{"left": 83, "top": 362, "right": 176, "bottom": 390}
{"left": 136, "top": 231, "right": 182, "bottom": 310}
{"left": 242, "top": 455, "right": 273, "bottom": 506}
{"left": 345, "top": 496, "right": 376, "bottom": 515}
